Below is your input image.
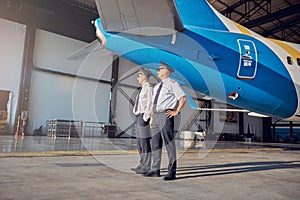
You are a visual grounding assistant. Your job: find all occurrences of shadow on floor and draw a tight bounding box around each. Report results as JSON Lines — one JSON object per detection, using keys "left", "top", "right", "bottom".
{"left": 161, "top": 160, "right": 300, "bottom": 180}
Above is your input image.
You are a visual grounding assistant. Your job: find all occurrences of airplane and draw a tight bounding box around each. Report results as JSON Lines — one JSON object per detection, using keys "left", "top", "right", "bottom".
{"left": 90, "top": 0, "right": 300, "bottom": 122}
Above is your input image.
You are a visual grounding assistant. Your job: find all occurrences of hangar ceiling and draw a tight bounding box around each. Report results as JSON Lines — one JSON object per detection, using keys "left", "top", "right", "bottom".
{"left": 210, "top": 0, "right": 300, "bottom": 43}
{"left": 0, "top": 0, "right": 299, "bottom": 43}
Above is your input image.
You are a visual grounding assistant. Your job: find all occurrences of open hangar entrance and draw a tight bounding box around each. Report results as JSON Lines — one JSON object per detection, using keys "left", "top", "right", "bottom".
{"left": 0, "top": 0, "right": 298, "bottom": 144}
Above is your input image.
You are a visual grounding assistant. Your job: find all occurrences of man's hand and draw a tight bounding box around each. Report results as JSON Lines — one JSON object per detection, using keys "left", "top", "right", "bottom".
{"left": 149, "top": 116, "right": 153, "bottom": 128}
{"left": 166, "top": 110, "right": 178, "bottom": 118}
{"left": 166, "top": 96, "right": 186, "bottom": 118}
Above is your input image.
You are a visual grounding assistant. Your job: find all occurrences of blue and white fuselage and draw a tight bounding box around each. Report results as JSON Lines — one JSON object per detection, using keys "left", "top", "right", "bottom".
{"left": 94, "top": 0, "right": 300, "bottom": 122}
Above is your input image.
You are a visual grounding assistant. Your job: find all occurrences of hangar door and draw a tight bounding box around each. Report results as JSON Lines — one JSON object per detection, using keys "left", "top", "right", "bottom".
{"left": 29, "top": 29, "right": 112, "bottom": 134}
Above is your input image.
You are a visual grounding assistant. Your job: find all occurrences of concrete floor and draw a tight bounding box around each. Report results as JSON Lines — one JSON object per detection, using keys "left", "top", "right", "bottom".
{"left": 0, "top": 135, "right": 299, "bottom": 199}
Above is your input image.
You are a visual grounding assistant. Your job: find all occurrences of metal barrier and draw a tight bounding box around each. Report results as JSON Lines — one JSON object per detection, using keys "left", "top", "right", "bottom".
{"left": 47, "top": 119, "right": 112, "bottom": 138}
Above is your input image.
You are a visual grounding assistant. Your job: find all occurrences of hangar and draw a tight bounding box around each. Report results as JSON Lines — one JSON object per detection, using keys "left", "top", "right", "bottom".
{"left": 0, "top": 0, "right": 299, "bottom": 142}
{"left": 0, "top": 1, "right": 300, "bottom": 199}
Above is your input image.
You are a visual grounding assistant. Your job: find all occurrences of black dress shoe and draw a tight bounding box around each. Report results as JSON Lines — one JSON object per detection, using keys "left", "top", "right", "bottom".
{"left": 131, "top": 166, "right": 142, "bottom": 172}
{"left": 163, "top": 173, "right": 176, "bottom": 181}
{"left": 131, "top": 168, "right": 137, "bottom": 171}
{"left": 143, "top": 171, "right": 160, "bottom": 177}
{"left": 135, "top": 168, "right": 150, "bottom": 174}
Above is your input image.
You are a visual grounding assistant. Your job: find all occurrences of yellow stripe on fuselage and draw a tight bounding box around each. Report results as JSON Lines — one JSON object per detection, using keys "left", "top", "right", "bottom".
{"left": 269, "top": 39, "right": 300, "bottom": 60}
{"left": 233, "top": 21, "right": 251, "bottom": 36}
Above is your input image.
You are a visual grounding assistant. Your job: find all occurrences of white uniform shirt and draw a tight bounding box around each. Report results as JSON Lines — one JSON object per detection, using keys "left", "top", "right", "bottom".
{"left": 133, "top": 82, "right": 153, "bottom": 121}
{"left": 152, "top": 77, "right": 186, "bottom": 112}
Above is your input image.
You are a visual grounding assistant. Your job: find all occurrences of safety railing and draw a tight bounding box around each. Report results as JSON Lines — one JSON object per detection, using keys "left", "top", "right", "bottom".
{"left": 47, "top": 119, "right": 113, "bottom": 138}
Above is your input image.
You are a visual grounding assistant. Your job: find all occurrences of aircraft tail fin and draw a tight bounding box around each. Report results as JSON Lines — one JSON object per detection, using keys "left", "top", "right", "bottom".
{"left": 95, "top": 0, "right": 183, "bottom": 36}
{"left": 175, "top": 0, "right": 260, "bottom": 36}
{"left": 175, "top": 0, "right": 229, "bottom": 31}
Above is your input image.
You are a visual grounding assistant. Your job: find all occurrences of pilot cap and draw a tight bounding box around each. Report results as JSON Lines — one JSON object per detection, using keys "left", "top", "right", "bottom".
{"left": 157, "top": 61, "right": 175, "bottom": 73}
{"left": 138, "top": 68, "right": 151, "bottom": 78}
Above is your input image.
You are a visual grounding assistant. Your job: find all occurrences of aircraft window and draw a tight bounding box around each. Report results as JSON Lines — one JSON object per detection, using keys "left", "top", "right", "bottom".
{"left": 297, "top": 58, "right": 300, "bottom": 66}
{"left": 287, "top": 56, "right": 293, "bottom": 65}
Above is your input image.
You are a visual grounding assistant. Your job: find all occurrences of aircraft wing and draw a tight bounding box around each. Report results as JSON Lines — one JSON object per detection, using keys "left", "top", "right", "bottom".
{"left": 95, "top": 0, "right": 184, "bottom": 36}
{"left": 67, "top": 40, "right": 113, "bottom": 60}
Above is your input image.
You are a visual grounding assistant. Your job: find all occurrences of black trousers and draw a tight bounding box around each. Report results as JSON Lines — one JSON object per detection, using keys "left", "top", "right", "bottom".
{"left": 151, "top": 112, "right": 176, "bottom": 174}
{"left": 135, "top": 115, "right": 151, "bottom": 171}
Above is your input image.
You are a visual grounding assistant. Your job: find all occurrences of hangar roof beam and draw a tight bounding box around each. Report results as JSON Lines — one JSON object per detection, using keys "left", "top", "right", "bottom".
{"left": 241, "top": 3, "right": 300, "bottom": 28}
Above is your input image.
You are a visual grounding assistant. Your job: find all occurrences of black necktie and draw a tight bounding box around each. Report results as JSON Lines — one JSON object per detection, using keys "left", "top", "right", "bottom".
{"left": 153, "top": 82, "right": 163, "bottom": 112}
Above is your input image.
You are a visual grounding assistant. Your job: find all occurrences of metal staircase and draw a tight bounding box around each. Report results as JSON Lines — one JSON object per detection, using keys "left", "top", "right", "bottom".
{"left": 182, "top": 100, "right": 211, "bottom": 131}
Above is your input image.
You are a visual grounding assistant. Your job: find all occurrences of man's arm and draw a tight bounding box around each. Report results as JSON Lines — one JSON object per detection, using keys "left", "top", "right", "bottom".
{"left": 176, "top": 96, "right": 187, "bottom": 113}
{"left": 149, "top": 111, "right": 154, "bottom": 128}
{"left": 166, "top": 96, "right": 186, "bottom": 118}
{"left": 143, "top": 85, "right": 153, "bottom": 122}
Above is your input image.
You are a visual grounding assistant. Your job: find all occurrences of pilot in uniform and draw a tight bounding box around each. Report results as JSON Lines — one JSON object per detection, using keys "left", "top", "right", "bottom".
{"left": 144, "top": 62, "right": 187, "bottom": 181}
{"left": 132, "top": 68, "right": 153, "bottom": 174}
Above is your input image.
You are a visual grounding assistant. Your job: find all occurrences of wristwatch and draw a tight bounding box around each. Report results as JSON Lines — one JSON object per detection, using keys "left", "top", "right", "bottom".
{"left": 175, "top": 110, "right": 180, "bottom": 115}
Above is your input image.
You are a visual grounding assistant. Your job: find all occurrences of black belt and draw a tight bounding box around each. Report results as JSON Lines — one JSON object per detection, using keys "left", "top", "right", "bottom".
{"left": 154, "top": 109, "right": 174, "bottom": 113}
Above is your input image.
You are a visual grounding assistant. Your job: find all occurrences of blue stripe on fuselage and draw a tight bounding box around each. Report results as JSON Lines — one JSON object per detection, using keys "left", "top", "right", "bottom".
{"left": 186, "top": 27, "right": 297, "bottom": 118}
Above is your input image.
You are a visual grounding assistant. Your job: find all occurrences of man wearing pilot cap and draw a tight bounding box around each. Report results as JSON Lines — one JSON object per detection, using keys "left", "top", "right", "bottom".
{"left": 144, "top": 61, "right": 187, "bottom": 181}
{"left": 132, "top": 67, "right": 153, "bottom": 174}
{"left": 138, "top": 68, "right": 151, "bottom": 78}
{"left": 157, "top": 61, "right": 175, "bottom": 73}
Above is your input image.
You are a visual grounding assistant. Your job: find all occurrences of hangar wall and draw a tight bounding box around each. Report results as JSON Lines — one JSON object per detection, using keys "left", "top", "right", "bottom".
{"left": 244, "top": 115, "right": 263, "bottom": 140}
{"left": 214, "top": 103, "right": 240, "bottom": 134}
{"left": 115, "top": 58, "right": 138, "bottom": 136}
{"left": 0, "top": 18, "right": 26, "bottom": 130}
{"left": 29, "top": 29, "right": 112, "bottom": 134}
{"left": 213, "top": 102, "right": 263, "bottom": 139}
